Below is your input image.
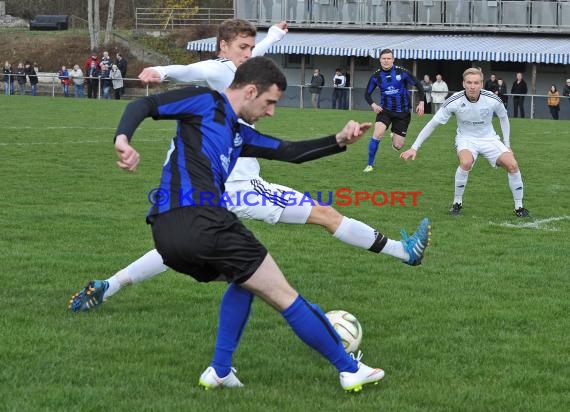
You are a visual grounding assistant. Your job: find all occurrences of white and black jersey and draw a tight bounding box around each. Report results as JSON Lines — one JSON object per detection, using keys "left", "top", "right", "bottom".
{"left": 436, "top": 90, "right": 507, "bottom": 140}
{"left": 411, "top": 89, "right": 511, "bottom": 151}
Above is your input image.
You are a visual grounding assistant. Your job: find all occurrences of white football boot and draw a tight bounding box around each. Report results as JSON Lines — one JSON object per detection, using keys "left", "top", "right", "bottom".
{"left": 339, "top": 352, "right": 385, "bottom": 392}
{"left": 198, "top": 366, "right": 244, "bottom": 390}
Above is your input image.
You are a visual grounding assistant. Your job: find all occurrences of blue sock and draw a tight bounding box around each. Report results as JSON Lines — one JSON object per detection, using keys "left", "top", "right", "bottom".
{"left": 211, "top": 283, "right": 254, "bottom": 377}
{"left": 367, "top": 138, "right": 381, "bottom": 166}
{"left": 282, "top": 295, "right": 358, "bottom": 373}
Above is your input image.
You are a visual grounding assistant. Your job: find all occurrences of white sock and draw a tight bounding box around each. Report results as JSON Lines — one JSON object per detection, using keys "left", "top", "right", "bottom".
{"left": 333, "top": 217, "right": 376, "bottom": 249}
{"left": 333, "top": 217, "right": 407, "bottom": 260}
{"left": 381, "top": 239, "right": 408, "bottom": 260}
{"left": 508, "top": 171, "right": 524, "bottom": 209}
{"left": 104, "top": 249, "right": 168, "bottom": 299}
{"left": 454, "top": 167, "right": 469, "bottom": 205}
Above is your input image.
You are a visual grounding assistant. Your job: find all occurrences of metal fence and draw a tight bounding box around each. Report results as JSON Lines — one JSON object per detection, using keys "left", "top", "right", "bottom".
{"left": 135, "top": 7, "right": 234, "bottom": 30}
{"left": 3, "top": 76, "right": 569, "bottom": 120}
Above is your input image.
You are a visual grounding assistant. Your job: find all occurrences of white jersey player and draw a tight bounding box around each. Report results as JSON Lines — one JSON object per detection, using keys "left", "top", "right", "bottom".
{"left": 401, "top": 67, "right": 529, "bottom": 217}
{"left": 70, "top": 19, "right": 431, "bottom": 312}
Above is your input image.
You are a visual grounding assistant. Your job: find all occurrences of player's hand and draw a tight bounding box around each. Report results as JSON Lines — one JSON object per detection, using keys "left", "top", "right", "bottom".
{"left": 416, "top": 101, "right": 425, "bottom": 116}
{"left": 336, "top": 121, "right": 372, "bottom": 146}
{"left": 115, "top": 134, "right": 140, "bottom": 172}
{"left": 274, "top": 21, "right": 288, "bottom": 32}
{"left": 371, "top": 103, "right": 383, "bottom": 114}
{"left": 400, "top": 148, "right": 417, "bottom": 160}
{"left": 138, "top": 68, "right": 162, "bottom": 84}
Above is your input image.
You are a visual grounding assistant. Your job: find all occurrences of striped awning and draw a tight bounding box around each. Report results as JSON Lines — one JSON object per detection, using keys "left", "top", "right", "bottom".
{"left": 187, "top": 31, "right": 570, "bottom": 64}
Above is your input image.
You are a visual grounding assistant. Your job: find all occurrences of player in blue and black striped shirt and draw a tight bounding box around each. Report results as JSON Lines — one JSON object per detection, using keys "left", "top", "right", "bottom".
{"left": 363, "top": 48, "right": 425, "bottom": 172}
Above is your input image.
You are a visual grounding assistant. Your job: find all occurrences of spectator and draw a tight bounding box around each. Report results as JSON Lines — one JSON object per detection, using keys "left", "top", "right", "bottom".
{"left": 308, "top": 68, "right": 324, "bottom": 108}
{"left": 100, "top": 63, "right": 112, "bottom": 99}
{"left": 58, "top": 65, "right": 71, "bottom": 97}
{"left": 484, "top": 73, "right": 499, "bottom": 93}
{"left": 286, "top": 0, "right": 297, "bottom": 21}
{"left": 86, "top": 61, "right": 100, "bottom": 99}
{"left": 70, "top": 64, "right": 85, "bottom": 98}
{"left": 510, "top": 72, "right": 528, "bottom": 118}
{"left": 84, "top": 52, "right": 100, "bottom": 74}
{"left": 420, "top": 74, "right": 433, "bottom": 114}
{"left": 497, "top": 78, "right": 508, "bottom": 109}
{"left": 24, "top": 62, "right": 38, "bottom": 96}
{"left": 547, "top": 84, "right": 560, "bottom": 120}
{"left": 332, "top": 68, "right": 345, "bottom": 109}
{"left": 116, "top": 53, "right": 128, "bottom": 96}
{"left": 16, "top": 62, "right": 27, "bottom": 95}
{"left": 431, "top": 73, "right": 448, "bottom": 113}
{"left": 110, "top": 64, "right": 124, "bottom": 100}
{"left": 100, "top": 51, "right": 112, "bottom": 69}
{"left": 3, "top": 61, "right": 14, "bottom": 95}
{"left": 263, "top": 0, "right": 273, "bottom": 21}
{"left": 563, "top": 78, "right": 570, "bottom": 105}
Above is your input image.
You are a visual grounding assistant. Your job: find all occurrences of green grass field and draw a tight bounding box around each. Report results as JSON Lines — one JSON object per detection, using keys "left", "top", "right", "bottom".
{"left": 1, "top": 95, "right": 569, "bottom": 411}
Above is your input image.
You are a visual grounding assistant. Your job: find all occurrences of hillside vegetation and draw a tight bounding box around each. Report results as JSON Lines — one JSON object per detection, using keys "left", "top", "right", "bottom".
{"left": 0, "top": 27, "right": 216, "bottom": 73}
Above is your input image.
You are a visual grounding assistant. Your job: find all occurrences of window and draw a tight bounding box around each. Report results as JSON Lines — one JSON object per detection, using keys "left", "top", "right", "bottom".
{"left": 283, "top": 54, "right": 314, "bottom": 68}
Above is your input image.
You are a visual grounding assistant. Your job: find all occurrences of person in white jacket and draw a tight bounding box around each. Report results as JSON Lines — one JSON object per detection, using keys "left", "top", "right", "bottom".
{"left": 431, "top": 73, "right": 448, "bottom": 113}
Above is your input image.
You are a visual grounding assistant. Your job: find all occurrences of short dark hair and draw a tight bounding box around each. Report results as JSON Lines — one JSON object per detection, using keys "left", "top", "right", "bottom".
{"left": 379, "top": 48, "right": 393, "bottom": 57}
{"left": 229, "top": 57, "right": 287, "bottom": 95}
{"left": 216, "top": 19, "right": 257, "bottom": 53}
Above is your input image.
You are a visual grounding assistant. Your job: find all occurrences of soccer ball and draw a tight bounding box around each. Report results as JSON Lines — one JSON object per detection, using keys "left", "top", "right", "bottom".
{"left": 325, "top": 310, "right": 363, "bottom": 353}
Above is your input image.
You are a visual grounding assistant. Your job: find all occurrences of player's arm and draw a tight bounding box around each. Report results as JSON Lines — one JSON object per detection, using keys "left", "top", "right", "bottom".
{"left": 404, "top": 69, "right": 425, "bottom": 115}
{"left": 364, "top": 75, "right": 381, "bottom": 113}
{"left": 113, "top": 88, "right": 213, "bottom": 170}
{"left": 400, "top": 118, "right": 440, "bottom": 160}
{"left": 240, "top": 121, "right": 371, "bottom": 163}
{"left": 498, "top": 114, "right": 511, "bottom": 149}
{"left": 252, "top": 22, "right": 287, "bottom": 57}
{"left": 139, "top": 61, "right": 214, "bottom": 84}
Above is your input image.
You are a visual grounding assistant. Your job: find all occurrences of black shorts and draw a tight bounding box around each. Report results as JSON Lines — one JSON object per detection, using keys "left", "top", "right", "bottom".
{"left": 375, "top": 109, "right": 411, "bottom": 137}
{"left": 148, "top": 206, "right": 268, "bottom": 283}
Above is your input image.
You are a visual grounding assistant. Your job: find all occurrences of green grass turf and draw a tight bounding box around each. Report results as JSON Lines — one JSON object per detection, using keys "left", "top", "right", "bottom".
{"left": 1, "top": 95, "right": 569, "bottom": 411}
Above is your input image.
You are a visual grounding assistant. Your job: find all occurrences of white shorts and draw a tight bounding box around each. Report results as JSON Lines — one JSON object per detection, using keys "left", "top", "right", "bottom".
{"left": 455, "top": 138, "right": 509, "bottom": 167}
{"left": 225, "top": 178, "right": 313, "bottom": 225}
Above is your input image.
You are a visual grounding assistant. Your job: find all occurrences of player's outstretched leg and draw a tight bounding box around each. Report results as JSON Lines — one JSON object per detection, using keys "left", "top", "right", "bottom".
{"left": 400, "top": 217, "right": 431, "bottom": 266}
{"left": 68, "top": 280, "right": 109, "bottom": 312}
{"left": 68, "top": 249, "right": 168, "bottom": 312}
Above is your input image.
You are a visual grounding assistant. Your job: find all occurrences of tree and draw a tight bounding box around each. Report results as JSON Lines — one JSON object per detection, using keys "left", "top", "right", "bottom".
{"left": 104, "top": 0, "right": 116, "bottom": 46}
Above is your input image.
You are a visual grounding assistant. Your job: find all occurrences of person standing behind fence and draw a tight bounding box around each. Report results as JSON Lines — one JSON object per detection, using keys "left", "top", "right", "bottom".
{"left": 116, "top": 53, "right": 128, "bottom": 96}
{"left": 25, "top": 62, "right": 38, "bottom": 96}
{"left": 547, "top": 84, "right": 560, "bottom": 120}
{"left": 431, "top": 74, "right": 448, "bottom": 113}
{"left": 332, "top": 68, "right": 345, "bottom": 109}
{"left": 420, "top": 74, "right": 433, "bottom": 114}
{"left": 86, "top": 61, "right": 100, "bottom": 99}
{"left": 70, "top": 64, "right": 85, "bottom": 98}
{"left": 100, "top": 63, "right": 112, "bottom": 99}
{"left": 510, "top": 72, "right": 527, "bottom": 118}
{"left": 16, "top": 62, "right": 27, "bottom": 95}
{"left": 3, "top": 61, "right": 14, "bottom": 95}
{"left": 309, "top": 68, "right": 324, "bottom": 108}
{"left": 110, "top": 64, "right": 124, "bottom": 100}
{"left": 58, "top": 66, "right": 71, "bottom": 97}
{"left": 497, "top": 78, "right": 508, "bottom": 109}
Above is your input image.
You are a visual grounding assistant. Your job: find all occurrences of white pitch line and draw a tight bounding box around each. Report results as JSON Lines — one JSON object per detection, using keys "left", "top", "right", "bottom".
{"left": 490, "top": 216, "right": 570, "bottom": 230}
